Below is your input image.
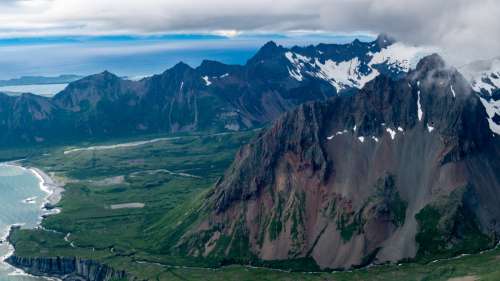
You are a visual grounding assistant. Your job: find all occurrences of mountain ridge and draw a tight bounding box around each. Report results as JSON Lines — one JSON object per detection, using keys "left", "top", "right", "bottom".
{"left": 0, "top": 35, "right": 428, "bottom": 146}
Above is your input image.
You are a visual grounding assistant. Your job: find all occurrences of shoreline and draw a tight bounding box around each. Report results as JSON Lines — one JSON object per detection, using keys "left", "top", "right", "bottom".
{"left": 0, "top": 162, "right": 64, "bottom": 280}
{"left": 28, "top": 167, "right": 64, "bottom": 213}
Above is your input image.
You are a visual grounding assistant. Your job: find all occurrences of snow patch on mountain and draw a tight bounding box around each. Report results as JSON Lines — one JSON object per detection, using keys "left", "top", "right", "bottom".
{"left": 285, "top": 42, "right": 431, "bottom": 93}
{"left": 369, "top": 43, "right": 428, "bottom": 72}
{"left": 417, "top": 90, "right": 423, "bottom": 121}
{"left": 202, "top": 76, "right": 212, "bottom": 86}
{"left": 386, "top": 128, "right": 397, "bottom": 140}
{"left": 313, "top": 57, "right": 378, "bottom": 91}
{"left": 460, "top": 58, "right": 500, "bottom": 135}
{"left": 464, "top": 58, "right": 500, "bottom": 95}
{"left": 287, "top": 67, "right": 303, "bottom": 81}
{"left": 326, "top": 130, "right": 348, "bottom": 140}
{"left": 479, "top": 96, "right": 500, "bottom": 135}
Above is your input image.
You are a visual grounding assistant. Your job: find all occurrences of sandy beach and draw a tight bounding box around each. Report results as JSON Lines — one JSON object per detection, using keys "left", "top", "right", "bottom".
{"left": 0, "top": 161, "right": 65, "bottom": 229}
{"left": 28, "top": 167, "right": 64, "bottom": 208}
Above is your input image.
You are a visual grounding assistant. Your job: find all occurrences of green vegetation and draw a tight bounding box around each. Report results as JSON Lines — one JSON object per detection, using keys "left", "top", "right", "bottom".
{"left": 12, "top": 131, "right": 256, "bottom": 263}
{"left": 414, "top": 186, "right": 493, "bottom": 262}
{"left": 415, "top": 203, "right": 492, "bottom": 262}
{"left": 10, "top": 226, "right": 500, "bottom": 280}
{"left": 334, "top": 175, "right": 408, "bottom": 243}
{"left": 337, "top": 212, "right": 364, "bottom": 242}
{"left": 269, "top": 195, "right": 285, "bottom": 241}
{"left": 6, "top": 132, "right": 500, "bottom": 280}
{"left": 289, "top": 191, "right": 306, "bottom": 243}
{"left": 415, "top": 206, "right": 445, "bottom": 257}
{"left": 374, "top": 174, "right": 408, "bottom": 227}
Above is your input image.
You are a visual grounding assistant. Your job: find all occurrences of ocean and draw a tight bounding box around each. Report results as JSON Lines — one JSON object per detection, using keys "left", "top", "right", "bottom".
{"left": 0, "top": 84, "right": 68, "bottom": 98}
{"left": 0, "top": 164, "right": 50, "bottom": 281}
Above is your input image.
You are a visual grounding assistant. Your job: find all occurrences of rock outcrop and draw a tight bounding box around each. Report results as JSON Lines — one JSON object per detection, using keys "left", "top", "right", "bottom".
{"left": 6, "top": 255, "right": 132, "bottom": 281}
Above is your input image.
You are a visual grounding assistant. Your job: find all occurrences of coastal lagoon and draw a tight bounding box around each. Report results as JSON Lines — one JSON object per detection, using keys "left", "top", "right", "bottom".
{"left": 0, "top": 165, "right": 49, "bottom": 281}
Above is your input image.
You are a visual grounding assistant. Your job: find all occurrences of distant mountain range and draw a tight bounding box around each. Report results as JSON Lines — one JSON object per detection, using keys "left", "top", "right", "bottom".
{"left": 162, "top": 54, "right": 500, "bottom": 270}
{"left": 0, "top": 35, "right": 431, "bottom": 146}
{"left": 0, "top": 75, "right": 81, "bottom": 87}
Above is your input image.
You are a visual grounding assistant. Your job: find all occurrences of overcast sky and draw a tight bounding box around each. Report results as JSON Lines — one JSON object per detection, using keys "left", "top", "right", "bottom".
{"left": 0, "top": 0, "right": 498, "bottom": 76}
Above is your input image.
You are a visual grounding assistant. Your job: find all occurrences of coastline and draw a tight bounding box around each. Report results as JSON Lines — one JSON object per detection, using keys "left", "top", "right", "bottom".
{"left": 28, "top": 167, "right": 64, "bottom": 214}
{"left": 0, "top": 161, "right": 64, "bottom": 218}
{"left": 0, "top": 162, "right": 64, "bottom": 280}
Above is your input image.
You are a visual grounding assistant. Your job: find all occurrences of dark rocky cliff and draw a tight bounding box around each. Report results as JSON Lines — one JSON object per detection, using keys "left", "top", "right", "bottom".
{"left": 6, "top": 255, "right": 133, "bottom": 281}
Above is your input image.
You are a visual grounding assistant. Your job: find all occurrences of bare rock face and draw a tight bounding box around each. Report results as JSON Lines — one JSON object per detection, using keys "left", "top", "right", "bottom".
{"left": 173, "top": 54, "right": 500, "bottom": 269}
{"left": 6, "top": 255, "right": 132, "bottom": 281}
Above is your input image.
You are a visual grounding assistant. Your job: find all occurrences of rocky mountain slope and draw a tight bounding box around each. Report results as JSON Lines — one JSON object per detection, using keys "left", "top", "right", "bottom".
{"left": 0, "top": 35, "right": 428, "bottom": 146}
{"left": 167, "top": 54, "right": 500, "bottom": 270}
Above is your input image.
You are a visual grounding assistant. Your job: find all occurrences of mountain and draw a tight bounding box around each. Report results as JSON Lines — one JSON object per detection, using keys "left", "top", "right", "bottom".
{"left": 0, "top": 75, "right": 81, "bottom": 87}
{"left": 0, "top": 35, "right": 429, "bottom": 146}
{"left": 460, "top": 57, "right": 500, "bottom": 135}
{"left": 164, "top": 54, "right": 500, "bottom": 270}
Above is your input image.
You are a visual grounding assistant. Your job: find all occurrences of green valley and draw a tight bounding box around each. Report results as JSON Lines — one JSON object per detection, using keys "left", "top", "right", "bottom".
{"left": 6, "top": 131, "right": 500, "bottom": 281}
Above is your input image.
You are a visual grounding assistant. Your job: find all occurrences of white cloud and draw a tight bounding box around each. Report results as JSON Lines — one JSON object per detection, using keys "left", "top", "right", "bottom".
{"left": 316, "top": 0, "right": 500, "bottom": 65}
{"left": 0, "top": 0, "right": 498, "bottom": 65}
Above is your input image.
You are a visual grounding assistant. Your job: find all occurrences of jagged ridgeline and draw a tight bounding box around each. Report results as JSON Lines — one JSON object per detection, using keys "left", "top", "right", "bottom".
{"left": 152, "top": 54, "right": 500, "bottom": 270}
{"left": 0, "top": 35, "right": 423, "bottom": 146}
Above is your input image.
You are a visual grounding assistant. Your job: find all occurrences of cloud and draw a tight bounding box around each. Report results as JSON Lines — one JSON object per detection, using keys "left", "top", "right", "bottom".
{"left": 0, "top": 0, "right": 498, "bottom": 65}
{"left": 316, "top": 0, "right": 500, "bottom": 66}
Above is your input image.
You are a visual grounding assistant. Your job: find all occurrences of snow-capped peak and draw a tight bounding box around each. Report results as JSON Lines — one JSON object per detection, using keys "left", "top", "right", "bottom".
{"left": 461, "top": 57, "right": 500, "bottom": 95}
{"left": 284, "top": 41, "right": 432, "bottom": 93}
{"left": 460, "top": 57, "right": 500, "bottom": 135}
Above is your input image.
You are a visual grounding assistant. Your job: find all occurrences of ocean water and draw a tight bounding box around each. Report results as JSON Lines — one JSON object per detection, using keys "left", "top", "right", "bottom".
{"left": 0, "top": 84, "right": 68, "bottom": 97}
{"left": 0, "top": 165, "right": 48, "bottom": 281}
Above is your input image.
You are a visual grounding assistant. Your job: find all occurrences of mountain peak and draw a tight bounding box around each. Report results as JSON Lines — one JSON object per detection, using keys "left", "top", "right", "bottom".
{"left": 416, "top": 53, "right": 447, "bottom": 72}
{"left": 199, "top": 59, "right": 221, "bottom": 67}
{"left": 98, "top": 70, "right": 118, "bottom": 79}
{"left": 376, "top": 33, "right": 396, "bottom": 48}
{"left": 198, "top": 59, "right": 227, "bottom": 71}
{"left": 352, "top": 38, "right": 362, "bottom": 45}
{"left": 161, "top": 61, "right": 195, "bottom": 77}
{"left": 171, "top": 61, "right": 193, "bottom": 72}
{"left": 71, "top": 70, "right": 119, "bottom": 83}
{"left": 262, "top": 40, "right": 278, "bottom": 49}
{"left": 247, "top": 41, "right": 284, "bottom": 63}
